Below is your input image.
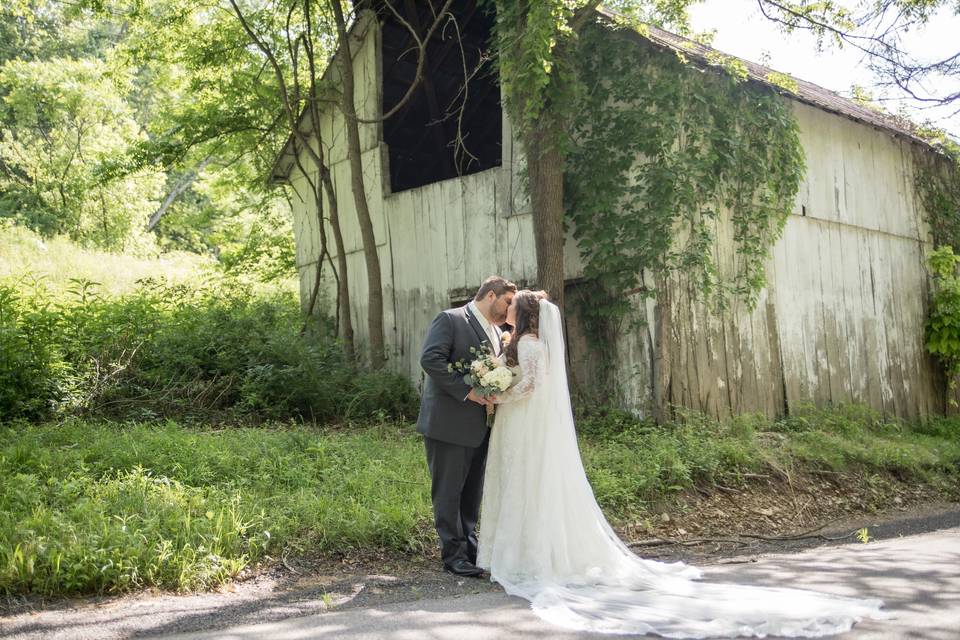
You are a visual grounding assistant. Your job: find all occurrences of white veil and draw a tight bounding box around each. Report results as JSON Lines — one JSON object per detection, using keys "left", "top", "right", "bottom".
{"left": 487, "top": 299, "right": 887, "bottom": 638}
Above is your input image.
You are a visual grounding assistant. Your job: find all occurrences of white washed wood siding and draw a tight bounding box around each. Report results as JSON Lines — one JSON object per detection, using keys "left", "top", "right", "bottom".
{"left": 600, "top": 101, "right": 944, "bottom": 418}
{"left": 289, "top": 18, "right": 536, "bottom": 385}
{"left": 287, "top": 17, "right": 947, "bottom": 417}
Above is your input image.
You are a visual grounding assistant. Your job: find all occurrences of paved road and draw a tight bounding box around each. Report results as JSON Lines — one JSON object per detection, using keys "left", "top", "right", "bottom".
{"left": 161, "top": 528, "right": 960, "bottom": 640}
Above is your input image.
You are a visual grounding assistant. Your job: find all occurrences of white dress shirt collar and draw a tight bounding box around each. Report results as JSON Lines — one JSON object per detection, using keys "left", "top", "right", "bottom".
{"left": 468, "top": 300, "right": 492, "bottom": 331}
{"left": 468, "top": 300, "right": 500, "bottom": 354}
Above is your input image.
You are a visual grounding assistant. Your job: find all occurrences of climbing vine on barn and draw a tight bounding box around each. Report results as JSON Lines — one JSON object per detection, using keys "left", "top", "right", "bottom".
{"left": 565, "top": 25, "right": 806, "bottom": 327}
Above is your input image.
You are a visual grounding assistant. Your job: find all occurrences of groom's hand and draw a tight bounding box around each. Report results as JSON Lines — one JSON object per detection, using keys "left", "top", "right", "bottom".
{"left": 466, "top": 389, "right": 492, "bottom": 406}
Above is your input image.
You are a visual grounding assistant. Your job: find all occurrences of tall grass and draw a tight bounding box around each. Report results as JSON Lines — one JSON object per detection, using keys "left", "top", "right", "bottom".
{"left": 2, "top": 408, "right": 958, "bottom": 597}
{"left": 0, "top": 223, "right": 209, "bottom": 296}
{"left": 0, "top": 419, "right": 432, "bottom": 596}
{"left": 577, "top": 404, "right": 960, "bottom": 521}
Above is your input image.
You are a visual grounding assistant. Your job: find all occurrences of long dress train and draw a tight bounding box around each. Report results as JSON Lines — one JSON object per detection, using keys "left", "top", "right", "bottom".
{"left": 477, "top": 300, "right": 886, "bottom": 638}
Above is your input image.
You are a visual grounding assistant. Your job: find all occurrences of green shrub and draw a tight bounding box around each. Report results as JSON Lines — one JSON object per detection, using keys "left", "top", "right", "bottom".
{"left": 0, "top": 274, "right": 417, "bottom": 424}
{"left": 926, "top": 246, "right": 960, "bottom": 386}
{"left": 0, "top": 281, "right": 73, "bottom": 420}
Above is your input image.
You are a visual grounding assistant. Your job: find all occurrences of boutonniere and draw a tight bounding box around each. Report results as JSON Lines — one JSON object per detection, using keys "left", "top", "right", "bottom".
{"left": 500, "top": 331, "right": 512, "bottom": 347}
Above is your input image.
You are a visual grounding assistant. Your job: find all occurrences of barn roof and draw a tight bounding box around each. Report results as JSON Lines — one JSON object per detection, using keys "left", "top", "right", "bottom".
{"left": 605, "top": 9, "right": 931, "bottom": 148}
{"left": 269, "top": 7, "right": 933, "bottom": 184}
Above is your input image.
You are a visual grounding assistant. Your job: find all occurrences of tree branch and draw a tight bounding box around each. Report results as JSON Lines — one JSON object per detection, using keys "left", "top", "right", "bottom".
{"left": 145, "top": 157, "right": 213, "bottom": 232}
{"left": 354, "top": 0, "right": 456, "bottom": 123}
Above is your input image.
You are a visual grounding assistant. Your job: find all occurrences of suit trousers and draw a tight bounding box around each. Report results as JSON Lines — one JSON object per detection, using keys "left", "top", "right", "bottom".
{"left": 423, "top": 429, "right": 490, "bottom": 566}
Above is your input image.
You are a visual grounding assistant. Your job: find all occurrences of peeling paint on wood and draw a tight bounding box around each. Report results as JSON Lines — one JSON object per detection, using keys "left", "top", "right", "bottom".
{"left": 286, "top": 20, "right": 947, "bottom": 418}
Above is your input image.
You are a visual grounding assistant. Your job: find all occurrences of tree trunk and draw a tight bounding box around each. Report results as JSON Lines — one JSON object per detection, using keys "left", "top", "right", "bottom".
{"left": 330, "top": 0, "right": 386, "bottom": 368}
{"left": 322, "top": 168, "right": 355, "bottom": 360}
{"left": 504, "top": 1, "right": 602, "bottom": 312}
{"left": 294, "top": 146, "right": 355, "bottom": 360}
{"left": 302, "top": 0, "right": 353, "bottom": 359}
{"left": 228, "top": 0, "right": 363, "bottom": 361}
{"left": 524, "top": 126, "right": 566, "bottom": 311}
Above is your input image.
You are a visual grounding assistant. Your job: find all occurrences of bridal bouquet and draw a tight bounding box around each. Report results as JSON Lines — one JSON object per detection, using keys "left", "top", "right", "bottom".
{"left": 449, "top": 344, "right": 518, "bottom": 426}
{"left": 448, "top": 343, "right": 517, "bottom": 398}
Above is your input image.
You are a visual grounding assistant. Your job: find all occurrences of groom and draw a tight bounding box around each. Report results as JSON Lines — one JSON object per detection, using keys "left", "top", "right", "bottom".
{"left": 416, "top": 275, "right": 516, "bottom": 577}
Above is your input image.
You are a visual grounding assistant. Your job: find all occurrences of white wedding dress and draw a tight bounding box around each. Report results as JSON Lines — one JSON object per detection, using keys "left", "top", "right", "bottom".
{"left": 477, "top": 300, "right": 887, "bottom": 638}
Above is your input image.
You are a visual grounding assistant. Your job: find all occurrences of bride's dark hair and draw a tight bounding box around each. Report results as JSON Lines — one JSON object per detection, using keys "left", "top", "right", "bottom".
{"left": 504, "top": 289, "right": 549, "bottom": 366}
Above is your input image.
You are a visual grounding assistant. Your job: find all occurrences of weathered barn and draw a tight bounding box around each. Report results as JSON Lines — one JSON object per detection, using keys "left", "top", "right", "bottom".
{"left": 270, "top": 2, "right": 950, "bottom": 419}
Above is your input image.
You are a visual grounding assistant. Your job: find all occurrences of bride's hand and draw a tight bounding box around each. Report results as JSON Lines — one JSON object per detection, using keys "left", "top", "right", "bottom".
{"left": 467, "top": 388, "right": 492, "bottom": 406}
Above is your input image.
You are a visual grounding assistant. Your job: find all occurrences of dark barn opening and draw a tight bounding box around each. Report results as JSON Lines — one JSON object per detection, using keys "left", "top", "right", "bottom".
{"left": 365, "top": 0, "right": 502, "bottom": 193}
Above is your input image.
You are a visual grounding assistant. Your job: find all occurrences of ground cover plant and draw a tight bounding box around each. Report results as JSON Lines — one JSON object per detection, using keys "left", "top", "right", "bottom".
{"left": 2, "top": 405, "right": 958, "bottom": 596}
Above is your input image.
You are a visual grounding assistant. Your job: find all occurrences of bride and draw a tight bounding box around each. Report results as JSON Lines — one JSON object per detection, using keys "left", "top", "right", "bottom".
{"left": 478, "top": 289, "right": 886, "bottom": 638}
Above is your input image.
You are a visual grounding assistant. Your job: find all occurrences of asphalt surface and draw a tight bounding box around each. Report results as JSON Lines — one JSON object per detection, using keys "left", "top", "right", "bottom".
{"left": 159, "top": 528, "right": 959, "bottom": 640}
{"left": 2, "top": 509, "right": 958, "bottom": 640}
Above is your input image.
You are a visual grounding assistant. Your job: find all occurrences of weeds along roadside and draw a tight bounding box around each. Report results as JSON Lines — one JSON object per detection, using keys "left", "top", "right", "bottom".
{"left": 2, "top": 407, "right": 959, "bottom": 597}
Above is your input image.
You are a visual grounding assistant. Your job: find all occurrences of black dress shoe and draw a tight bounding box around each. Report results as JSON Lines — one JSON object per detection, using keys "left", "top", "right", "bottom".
{"left": 444, "top": 559, "right": 485, "bottom": 578}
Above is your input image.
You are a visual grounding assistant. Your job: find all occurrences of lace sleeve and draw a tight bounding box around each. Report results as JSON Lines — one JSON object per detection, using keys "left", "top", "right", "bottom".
{"left": 495, "top": 336, "right": 544, "bottom": 403}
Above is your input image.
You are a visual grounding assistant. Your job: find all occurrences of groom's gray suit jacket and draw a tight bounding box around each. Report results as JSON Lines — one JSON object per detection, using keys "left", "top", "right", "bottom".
{"left": 416, "top": 304, "right": 500, "bottom": 448}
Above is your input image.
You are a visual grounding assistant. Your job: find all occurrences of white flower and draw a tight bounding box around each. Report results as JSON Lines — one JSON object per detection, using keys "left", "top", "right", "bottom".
{"left": 470, "top": 359, "right": 490, "bottom": 377}
{"left": 480, "top": 366, "right": 514, "bottom": 392}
